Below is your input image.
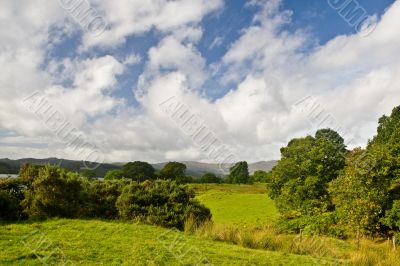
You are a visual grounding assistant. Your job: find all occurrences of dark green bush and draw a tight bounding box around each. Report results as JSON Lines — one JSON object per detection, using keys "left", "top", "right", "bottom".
{"left": 116, "top": 180, "right": 211, "bottom": 230}
{"left": 4, "top": 165, "right": 212, "bottom": 231}
{"left": 21, "top": 165, "right": 85, "bottom": 219}
{"left": 82, "top": 179, "right": 127, "bottom": 219}
{"left": 199, "top": 173, "right": 222, "bottom": 183}
{"left": 0, "top": 178, "right": 26, "bottom": 221}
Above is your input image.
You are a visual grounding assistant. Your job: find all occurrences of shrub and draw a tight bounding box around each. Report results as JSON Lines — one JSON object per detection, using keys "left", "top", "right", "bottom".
{"left": 104, "top": 169, "right": 125, "bottom": 180}
{"left": 116, "top": 180, "right": 211, "bottom": 230}
{"left": 82, "top": 179, "right": 127, "bottom": 219}
{"left": 18, "top": 164, "right": 44, "bottom": 184}
{"left": 21, "top": 165, "right": 85, "bottom": 219}
{"left": 0, "top": 178, "right": 26, "bottom": 220}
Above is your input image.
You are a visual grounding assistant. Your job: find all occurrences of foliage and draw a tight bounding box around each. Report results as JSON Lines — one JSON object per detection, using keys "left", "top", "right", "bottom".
{"left": 369, "top": 105, "right": 400, "bottom": 148}
{"left": 0, "top": 178, "right": 26, "bottom": 220}
{"left": 383, "top": 200, "right": 400, "bottom": 232}
{"left": 122, "top": 161, "right": 155, "bottom": 182}
{"left": 104, "top": 169, "right": 125, "bottom": 180}
{"left": 21, "top": 165, "right": 86, "bottom": 219}
{"left": 327, "top": 106, "right": 400, "bottom": 237}
{"left": 80, "top": 169, "right": 97, "bottom": 179}
{"left": 0, "top": 162, "right": 12, "bottom": 174}
{"left": 18, "top": 164, "right": 44, "bottom": 184}
{"left": 116, "top": 180, "right": 211, "bottom": 230}
{"left": 227, "top": 161, "right": 251, "bottom": 184}
{"left": 199, "top": 173, "right": 221, "bottom": 183}
{"left": 158, "top": 162, "right": 189, "bottom": 183}
{"left": 82, "top": 179, "right": 127, "bottom": 219}
{"left": 328, "top": 146, "right": 393, "bottom": 235}
{"left": 251, "top": 170, "right": 270, "bottom": 183}
{"left": 269, "top": 129, "right": 346, "bottom": 220}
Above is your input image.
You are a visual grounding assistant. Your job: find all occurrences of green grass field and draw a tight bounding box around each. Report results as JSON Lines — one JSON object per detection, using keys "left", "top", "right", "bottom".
{"left": 0, "top": 219, "right": 320, "bottom": 265}
{"left": 193, "top": 184, "right": 278, "bottom": 227}
{"left": 2, "top": 184, "right": 400, "bottom": 265}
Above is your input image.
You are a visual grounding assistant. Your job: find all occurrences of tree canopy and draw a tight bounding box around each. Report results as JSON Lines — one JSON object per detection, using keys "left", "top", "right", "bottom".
{"left": 269, "top": 129, "right": 346, "bottom": 219}
{"left": 159, "top": 162, "right": 189, "bottom": 183}
{"left": 122, "top": 161, "right": 156, "bottom": 182}
{"left": 227, "top": 161, "right": 250, "bottom": 184}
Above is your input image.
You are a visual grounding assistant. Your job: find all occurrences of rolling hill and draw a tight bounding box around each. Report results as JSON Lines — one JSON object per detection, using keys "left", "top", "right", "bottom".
{"left": 0, "top": 158, "right": 277, "bottom": 178}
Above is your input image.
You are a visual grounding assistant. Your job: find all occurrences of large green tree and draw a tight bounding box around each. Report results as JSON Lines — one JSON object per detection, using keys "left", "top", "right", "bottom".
{"left": 328, "top": 147, "right": 392, "bottom": 235}
{"left": 227, "top": 161, "right": 250, "bottom": 184}
{"left": 251, "top": 170, "right": 270, "bottom": 183}
{"left": 122, "top": 161, "right": 155, "bottom": 182}
{"left": 329, "top": 106, "right": 400, "bottom": 236}
{"left": 269, "top": 129, "right": 346, "bottom": 218}
{"left": 159, "top": 162, "right": 189, "bottom": 183}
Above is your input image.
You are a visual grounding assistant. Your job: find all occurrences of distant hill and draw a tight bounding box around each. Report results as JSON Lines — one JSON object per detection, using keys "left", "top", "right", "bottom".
{"left": 0, "top": 158, "right": 277, "bottom": 178}
{"left": 0, "top": 158, "right": 120, "bottom": 177}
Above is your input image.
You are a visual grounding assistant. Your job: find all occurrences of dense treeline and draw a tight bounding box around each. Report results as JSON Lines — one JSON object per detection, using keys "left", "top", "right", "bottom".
{"left": 103, "top": 160, "right": 259, "bottom": 184}
{"left": 0, "top": 165, "right": 210, "bottom": 230}
{"left": 268, "top": 106, "right": 400, "bottom": 241}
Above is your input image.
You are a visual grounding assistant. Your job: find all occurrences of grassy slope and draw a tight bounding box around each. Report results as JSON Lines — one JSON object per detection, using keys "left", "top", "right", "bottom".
{"left": 193, "top": 184, "right": 278, "bottom": 227}
{"left": 0, "top": 219, "right": 319, "bottom": 266}
{"left": 192, "top": 184, "right": 400, "bottom": 266}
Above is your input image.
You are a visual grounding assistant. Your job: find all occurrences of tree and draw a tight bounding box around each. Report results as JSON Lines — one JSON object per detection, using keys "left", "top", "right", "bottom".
{"left": 328, "top": 106, "right": 400, "bottom": 236}
{"left": 200, "top": 173, "right": 221, "bottom": 183}
{"left": 104, "top": 169, "right": 125, "bottom": 180}
{"left": 269, "top": 129, "right": 346, "bottom": 218}
{"left": 328, "top": 147, "right": 391, "bottom": 236}
{"left": 122, "top": 161, "right": 155, "bottom": 182}
{"left": 227, "top": 161, "right": 250, "bottom": 184}
{"left": 159, "top": 162, "right": 187, "bottom": 183}
{"left": 251, "top": 170, "right": 270, "bottom": 183}
{"left": 80, "top": 169, "right": 97, "bottom": 179}
{"left": 0, "top": 162, "right": 12, "bottom": 174}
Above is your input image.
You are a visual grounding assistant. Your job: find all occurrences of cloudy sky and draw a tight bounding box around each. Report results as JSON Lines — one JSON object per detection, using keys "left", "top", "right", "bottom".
{"left": 0, "top": 0, "right": 398, "bottom": 164}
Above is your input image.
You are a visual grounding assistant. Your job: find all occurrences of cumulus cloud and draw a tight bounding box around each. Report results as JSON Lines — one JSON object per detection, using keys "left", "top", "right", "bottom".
{"left": 1, "top": 0, "right": 400, "bottom": 164}
{"left": 81, "top": 0, "right": 223, "bottom": 49}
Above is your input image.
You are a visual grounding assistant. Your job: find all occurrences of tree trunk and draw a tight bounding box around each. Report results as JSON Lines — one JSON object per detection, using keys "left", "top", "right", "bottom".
{"left": 393, "top": 235, "right": 396, "bottom": 251}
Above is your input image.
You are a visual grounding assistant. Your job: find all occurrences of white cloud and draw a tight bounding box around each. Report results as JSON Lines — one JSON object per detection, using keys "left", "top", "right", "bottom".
{"left": 1, "top": 0, "right": 400, "bottom": 164}
{"left": 81, "top": 0, "right": 223, "bottom": 49}
{"left": 123, "top": 54, "right": 142, "bottom": 66}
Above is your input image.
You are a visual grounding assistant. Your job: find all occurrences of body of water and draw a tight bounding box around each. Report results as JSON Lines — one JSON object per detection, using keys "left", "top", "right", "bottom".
{"left": 0, "top": 174, "right": 18, "bottom": 178}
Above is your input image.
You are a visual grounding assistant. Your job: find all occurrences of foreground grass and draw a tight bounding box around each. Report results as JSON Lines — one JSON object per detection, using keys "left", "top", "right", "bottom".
{"left": 190, "top": 183, "right": 400, "bottom": 266}
{"left": 0, "top": 219, "right": 322, "bottom": 265}
{"left": 193, "top": 184, "right": 278, "bottom": 227}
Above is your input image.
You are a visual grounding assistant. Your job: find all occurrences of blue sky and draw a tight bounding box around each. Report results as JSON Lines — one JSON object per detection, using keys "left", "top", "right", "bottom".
{"left": 0, "top": 0, "right": 399, "bottom": 163}
{"left": 47, "top": 0, "right": 395, "bottom": 105}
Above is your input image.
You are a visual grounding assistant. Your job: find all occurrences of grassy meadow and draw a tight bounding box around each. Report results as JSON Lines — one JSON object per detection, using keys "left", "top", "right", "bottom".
{"left": 192, "top": 183, "right": 278, "bottom": 227}
{"left": 1, "top": 183, "right": 400, "bottom": 265}
{"left": 0, "top": 219, "right": 319, "bottom": 266}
